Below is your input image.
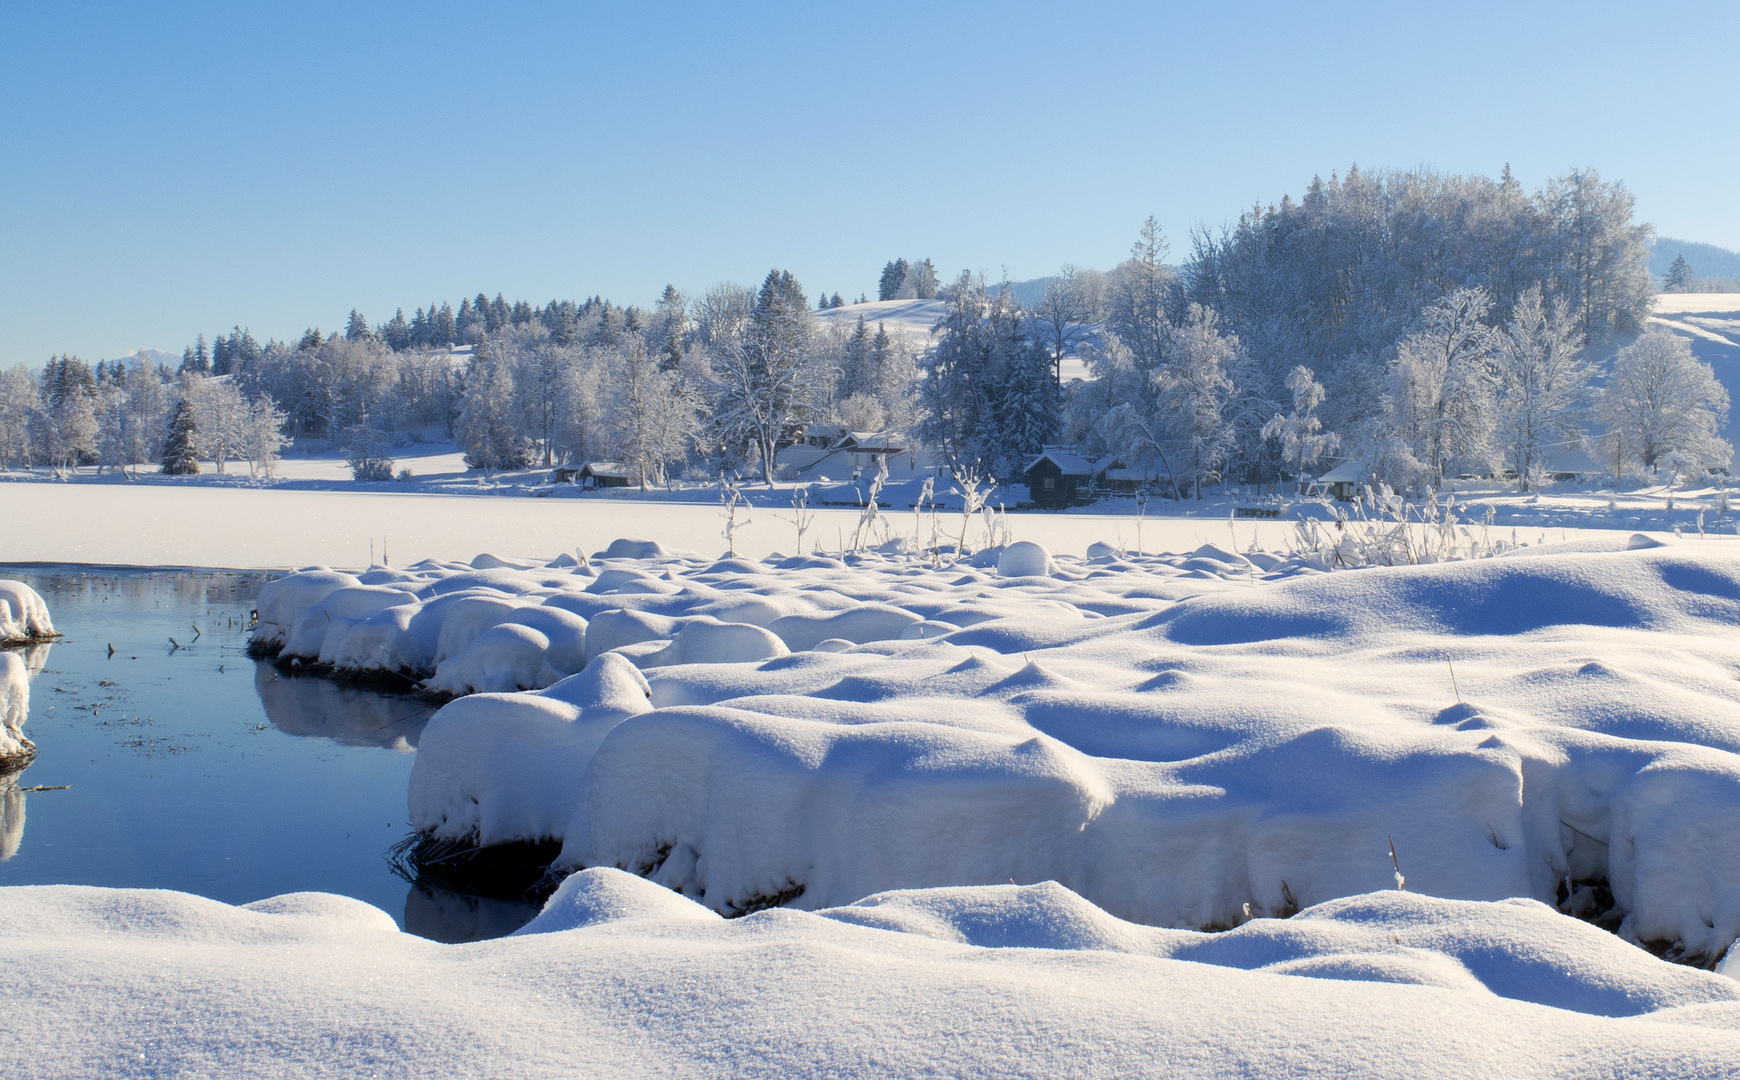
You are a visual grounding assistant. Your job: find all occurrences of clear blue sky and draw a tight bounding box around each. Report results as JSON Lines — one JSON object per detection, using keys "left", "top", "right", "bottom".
{"left": 4, "top": 1, "right": 1736, "bottom": 367}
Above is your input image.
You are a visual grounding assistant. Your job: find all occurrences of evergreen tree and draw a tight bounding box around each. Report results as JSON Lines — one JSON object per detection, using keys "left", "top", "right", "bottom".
{"left": 344, "top": 309, "right": 371, "bottom": 342}
{"left": 1665, "top": 254, "right": 1696, "bottom": 292}
{"left": 160, "top": 399, "right": 200, "bottom": 474}
{"left": 878, "top": 259, "right": 908, "bottom": 302}
{"left": 195, "top": 335, "right": 209, "bottom": 373}
{"left": 382, "top": 309, "right": 412, "bottom": 351}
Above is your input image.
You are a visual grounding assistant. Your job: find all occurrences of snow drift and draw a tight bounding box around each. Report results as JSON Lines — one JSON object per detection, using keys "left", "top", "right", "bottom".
{"left": 260, "top": 539, "right": 1740, "bottom": 962}
{"left": 5, "top": 876, "right": 1740, "bottom": 1078}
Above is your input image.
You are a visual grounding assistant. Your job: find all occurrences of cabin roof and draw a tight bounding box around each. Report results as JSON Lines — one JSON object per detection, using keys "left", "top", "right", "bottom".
{"left": 580, "top": 461, "right": 634, "bottom": 479}
{"left": 1024, "top": 450, "right": 1098, "bottom": 476}
{"left": 1315, "top": 460, "right": 1367, "bottom": 483}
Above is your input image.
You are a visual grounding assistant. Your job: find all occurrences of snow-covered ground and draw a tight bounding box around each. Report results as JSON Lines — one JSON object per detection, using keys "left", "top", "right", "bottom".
{"left": 5, "top": 874, "right": 1740, "bottom": 1078}
{"left": 246, "top": 531, "right": 1740, "bottom": 955}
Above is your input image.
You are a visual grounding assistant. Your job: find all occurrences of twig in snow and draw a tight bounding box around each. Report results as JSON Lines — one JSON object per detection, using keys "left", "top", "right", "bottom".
{"left": 1388, "top": 835, "right": 1406, "bottom": 891}
{"left": 1448, "top": 659, "right": 1462, "bottom": 704}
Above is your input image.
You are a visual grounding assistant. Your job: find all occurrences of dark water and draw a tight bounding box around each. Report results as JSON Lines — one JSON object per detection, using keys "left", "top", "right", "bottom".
{"left": 0, "top": 567, "right": 540, "bottom": 941}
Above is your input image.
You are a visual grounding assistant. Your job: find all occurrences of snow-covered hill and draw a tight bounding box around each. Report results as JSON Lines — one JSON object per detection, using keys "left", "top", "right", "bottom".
{"left": 1651, "top": 293, "right": 1740, "bottom": 445}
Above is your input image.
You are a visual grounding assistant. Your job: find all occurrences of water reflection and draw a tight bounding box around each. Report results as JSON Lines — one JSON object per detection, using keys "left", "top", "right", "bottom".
{"left": 405, "top": 882, "right": 541, "bottom": 943}
{"left": 0, "top": 566, "right": 539, "bottom": 944}
{"left": 254, "top": 664, "right": 434, "bottom": 750}
{"left": 0, "top": 769, "right": 24, "bottom": 861}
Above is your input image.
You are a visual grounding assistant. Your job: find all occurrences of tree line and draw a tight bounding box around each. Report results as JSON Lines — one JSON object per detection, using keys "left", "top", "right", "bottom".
{"left": 2, "top": 164, "right": 1726, "bottom": 495}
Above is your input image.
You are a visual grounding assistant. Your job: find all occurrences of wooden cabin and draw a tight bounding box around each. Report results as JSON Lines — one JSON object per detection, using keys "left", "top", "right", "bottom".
{"left": 1306, "top": 461, "right": 1367, "bottom": 501}
{"left": 1024, "top": 449, "right": 1099, "bottom": 509}
{"left": 579, "top": 462, "right": 634, "bottom": 489}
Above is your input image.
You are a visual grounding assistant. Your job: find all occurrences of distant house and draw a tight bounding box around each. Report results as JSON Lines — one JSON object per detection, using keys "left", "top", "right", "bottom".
{"left": 579, "top": 462, "right": 634, "bottom": 489}
{"left": 1024, "top": 449, "right": 1099, "bottom": 509}
{"left": 1306, "top": 461, "right": 1367, "bottom": 501}
{"left": 784, "top": 430, "right": 924, "bottom": 480}
{"left": 550, "top": 467, "right": 580, "bottom": 484}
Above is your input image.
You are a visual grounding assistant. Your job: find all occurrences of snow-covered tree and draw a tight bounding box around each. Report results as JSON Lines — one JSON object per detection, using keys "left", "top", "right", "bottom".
{"left": 39, "top": 357, "right": 98, "bottom": 478}
{"left": 160, "top": 399, "right": 200, "bottom": 475}
{"left": 0, "top": 365, "right": 39, "bottom": 469}
{"left": 1388, "top": 288, "right": 1498, "bottom": 488}
{"left": 878, "top": 259, "right": 909, "bottom": 302}
{"left": 241, "top": 395, "right": 287, "bottom": 479}
{"left": 456, "top": 339, "right": 530, "bottom": 474}
{"left": 187, "top": 376, "right": 251, "bottom": 474}
{"left": 1153, "top": 304, "right": 1237, "bottom": 498}
{"left": 603, "top": 339, "right": 701, "bottom": 489}
{"left": 712, "top": 270, "right": 823, "bottom": 483}
{"left": 1597, "top": 331, "right": 1731, "bottom": 482}
{"left": 1664, "top": 254, "right": 1695, "bottom": 292}
{"left": 1492, "top": 286, "right": 1589, "bottom": 489}
{"left": 1261, "top": 365, "right": 1338, "bottom": 492}
{"left": 1032, "top": 265, "right": 1103, "bottom": 388}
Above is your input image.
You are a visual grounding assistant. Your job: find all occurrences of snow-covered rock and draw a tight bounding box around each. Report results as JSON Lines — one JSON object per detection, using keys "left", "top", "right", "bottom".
{"left": 0, "top": 580, "right": 55, "bottom": 645}
{"left": 0, "top": 652, "right": 29, "bottom": 760}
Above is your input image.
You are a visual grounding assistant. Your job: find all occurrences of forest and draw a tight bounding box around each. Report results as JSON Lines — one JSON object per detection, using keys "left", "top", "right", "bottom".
{"left": 0, "top": 165, "right": 1728, "bottom": 496}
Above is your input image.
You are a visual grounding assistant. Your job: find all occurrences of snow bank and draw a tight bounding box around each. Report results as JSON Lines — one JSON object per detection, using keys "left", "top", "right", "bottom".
{"left": 0, "top": 580, "right": 54, "bottom": 645}
{"left": 3, "top": 877, "right": 1739, "bottom": 1078}
{"left": 268, "top": 539, "right": 1740, "bottom": 962}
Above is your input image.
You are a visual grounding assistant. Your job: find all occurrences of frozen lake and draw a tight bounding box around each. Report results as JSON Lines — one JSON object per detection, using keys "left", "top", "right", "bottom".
{"left": 0, "top": 567, "right": 535, "bottom": 942}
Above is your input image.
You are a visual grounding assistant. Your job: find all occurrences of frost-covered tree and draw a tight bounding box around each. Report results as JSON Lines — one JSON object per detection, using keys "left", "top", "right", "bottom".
{"left": 186, "top": 376, "right": 251, "bottom": 473}
{"left": 39, "top": 357, "right": 98, "bottom": 477}
{"left": 241, "top": 395, "right": 287, "bottom": 479}
{"left": 456, "top": 338, "right": 530, "bottom": 474}
{"left": 1104, "top": 217, "right": 1175, "bottom": 373}
{"left": 712, "top": 269, "right": 822, "bottom": 483}
{"left": 1032, "top": 265, "right": 1104, "bottom": 388}
{"left": 1492, "top": 286, "right": 1589, "bottom": 489}
{"left": 1664, "top": 254, "right": 1695, "bottom": 292}
{"left": 1388, "top": 288, "right": 1498, "bottom": 488}
{"left": 604, "top": 339, "right": 701, "bottom": 489}
{"left": 1597, "top": 331, "right": 1731, "bottom": 481}
{"left": 1261, "top": 366, "right": 1338, "bottom": 492}
{"left": 0, "top": 365, "right": 39, "bottom": 469}
{"left": 160, "top": 399, "right": 200, "bottom": 475}
{"left": 1152, "top": 304, "right": 1237, "bottom": 498}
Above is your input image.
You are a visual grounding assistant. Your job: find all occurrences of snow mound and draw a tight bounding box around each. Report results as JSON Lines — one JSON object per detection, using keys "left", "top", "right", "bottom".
{"left": 997, "top": 540, "right": 1054, "bottom": 577}
{"left": 265, "top": 539, "right": 1740, "bottom": 962}
{"left": 0, "top": 581, "right": 54, "bottom": 645}
{"left": 0, "top": 652, "right": 28, "bottom": 759}
{"left": 5, "top": 881, "right": 1740, "bottom": 1078}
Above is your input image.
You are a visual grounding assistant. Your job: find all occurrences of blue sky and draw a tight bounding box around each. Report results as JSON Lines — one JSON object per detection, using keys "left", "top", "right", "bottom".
{"left": 4, "top": 1, "right": 1736, "bottom": 366}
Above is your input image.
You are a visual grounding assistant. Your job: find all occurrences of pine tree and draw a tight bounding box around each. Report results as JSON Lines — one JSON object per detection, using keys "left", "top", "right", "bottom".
{"left": 1665, "top": 254, "right": 1696, "bottom": 292}
{"left": 878, "top": 259, "right": 908, "bottom": 302}
{"left": 161, "top": 399, "right": 200, "bottom": 474}
{"left": 195, "top": 335, "right": 209, "bottom": 373}
{"left": 344, "top": 310, "right": 371, "bottom": 342}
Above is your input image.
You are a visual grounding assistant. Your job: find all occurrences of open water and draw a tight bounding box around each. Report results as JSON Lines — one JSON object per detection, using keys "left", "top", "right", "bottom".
{"left": 0, "top": 566, "right": 539, "bottom": 942}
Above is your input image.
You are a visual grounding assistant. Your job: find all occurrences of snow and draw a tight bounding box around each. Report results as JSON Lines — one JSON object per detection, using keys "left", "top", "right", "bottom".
{"left": 811, "top": 297, "right": 945, "bottom": 343}
{"left": 4, "top": 873, "right": 1740, "bottom": 1078}
{"left": 0, "top": 579, "right": 54, "bottom": 645}
{"left": 0, "top": 651, "right": 28, "bottom": 760}
{"left": 248, "top": 535, "right": 1740, "bottom": 968}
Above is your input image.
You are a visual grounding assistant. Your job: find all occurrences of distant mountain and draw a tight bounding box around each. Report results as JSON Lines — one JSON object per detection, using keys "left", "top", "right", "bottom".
{"left": 112, "top": 347, "right": 182, "bottom": 368}
{"left": 1650, "top": 238, "right": 1740, "bottom": 282}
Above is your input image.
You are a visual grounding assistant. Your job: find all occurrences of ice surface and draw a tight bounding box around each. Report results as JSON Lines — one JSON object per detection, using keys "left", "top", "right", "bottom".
{"left": 4, "top": 876, "right": 1739, "bottom": 1078}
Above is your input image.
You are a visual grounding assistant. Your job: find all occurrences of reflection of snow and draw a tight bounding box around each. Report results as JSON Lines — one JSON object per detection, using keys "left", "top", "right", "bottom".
{"left": 252, "top": 662, "right": 435, "bottom": 750}
{"left": 0, "top": 771, "right": 22, "bottom": 861}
